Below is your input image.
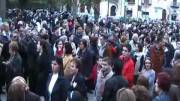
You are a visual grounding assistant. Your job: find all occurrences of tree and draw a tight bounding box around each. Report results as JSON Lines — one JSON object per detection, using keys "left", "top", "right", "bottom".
{"left": 80, "top": 0, "right": 91, "bottom": 13}
{"left": 92, "top": 0, "right": 101, "bottom": 21}
{"left": 71, "top": 0, "right": 78, "bottom": 17}
{"left": 0, "top": 0, "right": 6, "bottom": 20}
{"left": 18, "top": 0, "right": 29, "bottom": 9}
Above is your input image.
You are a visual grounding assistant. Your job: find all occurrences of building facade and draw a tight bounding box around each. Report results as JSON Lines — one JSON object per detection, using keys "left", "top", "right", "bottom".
{"left": 99, "top": 0, "right": 180, "bottom": 20}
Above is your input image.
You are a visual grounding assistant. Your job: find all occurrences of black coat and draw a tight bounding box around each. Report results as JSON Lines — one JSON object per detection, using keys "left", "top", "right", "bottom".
{"left": 26, "top": 37, "right": 38, "bottom": 92}
{"left": 77, "top": 48, "right": 93, "bottom": 77}
{"left": 25, "top": 90, "right": 41, "bottom": 101}
{"left": 6, "top": 53, "right": 22, "bottom": 86}
{"left": 35, "top": 52, "right": 51, "bottom": 96}
{"left": 102, "top": 75, "right": 128, "bottom": 101}
{"left": 164, "top": 43, "right": 175, "bottom": 68}
{"left": 69, "top": 73, "right": 87, "bottom": 98}
{"left": 46, "top": 73, "right": 69, "bottom": 101}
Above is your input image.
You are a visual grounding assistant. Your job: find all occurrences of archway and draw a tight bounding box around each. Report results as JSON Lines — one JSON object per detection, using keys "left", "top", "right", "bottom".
{"left": 110, "top": 5, "right": 116, "bottom": 16}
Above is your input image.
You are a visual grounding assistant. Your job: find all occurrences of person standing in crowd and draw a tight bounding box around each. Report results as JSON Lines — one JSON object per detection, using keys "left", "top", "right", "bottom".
{"left": 88, "top": 56, "right": 103, "bottom": 91}
{"left": 63, "top": 42, "right": 73, "bottom": 76}
{"left": 67, "top": 17, "right": 74, "bottom": 33}
{"left": 54, "top": 39, "right": 64, "bottom": 57}
{"left": 119, "top": 44, "right": 135, "bottom": 87}
{"left": 136, "top": 75, "right": 149, "bottom": 90}
{"left": 7, "top": 81, "right": 27, "bottom": 101}
{"left": 98, "top": 34, "right": 108, "bottom": 57}
{"left": 172, "top": 38, "right": 180, "bottom": 64}
{"left": 129, "top": 33, "right": 138, "bottom": 53}
{"left": 67, "top": 58, "right": 87, "bottom": 100}
{"left": 147, "top": 37, "right": 164, "bottom": 73}
{"left": 134, "top": 43, "right": 144, "bottom": 82}
{"left": 68, "top": 34, "right": 77, "bottom": 55}
{"left": 132, "top": 85, "right": 151, "bottom": 101}
{"left": 11, "top": 76, "right": 41, "bottom": 101}
{"left": 1, "top": 22, "right": 11, "bottom": 40}
{"left": 2, "top": 41, "right": 22, "bottom": 89}
{"left": 46, "top": 56, "right": 69, "bottom": 101}
{"left": 102, "top": 58, "right": 128, "bottom": 101}
{"left": 26, "top": 31, "right": 38, "bottom": 93}
{"left": 116, "top": 88, "right": 136, "bottom": 101}
{"left": 96, "top": 57, "right": 114, "bottom": 101}
{"left": 141, "top": 57, "right": 155, "bottom": 96}
{"left": 0, "top": 25, "right": 8, "bottom": 94}
{"left": 142, "top": 36, "right": 151, "bottom": 57}
{"left": 76, "top": 39, "right": 93, "bottom": 91}
{"left": 163, "top": 34, "right": 175, "bottom": 68}
{"left": 7, "top": 76, "right": 41, "bottom": 101}
{"left": 170, "top": 59, "right": 180, "bottom": 101}
{"left": 35, "top": 39, "right": 51, "bottom": 97}
{"left": 153, "top": 72, "right": 171, "bottom": 101}
{"left": 73, "top": 26, "right": 83, "bottom": 47}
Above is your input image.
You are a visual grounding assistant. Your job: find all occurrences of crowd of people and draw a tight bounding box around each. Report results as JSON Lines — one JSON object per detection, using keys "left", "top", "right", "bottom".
{"left": 0, "top": 9, "right": 180, "bottom": 101}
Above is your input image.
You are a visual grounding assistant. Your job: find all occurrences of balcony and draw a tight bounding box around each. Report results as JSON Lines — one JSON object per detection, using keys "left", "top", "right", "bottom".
{"left": 127, "top": 0, "right": 135, "bottom": 4}
{"left": 171, "top": 2, "right": 179, "bottom": 9}
{"left": 128, "top": 2, "right": 135, "bottom": 4}
{"left": 141, "top": 0, "right": 152, "bottom": 5}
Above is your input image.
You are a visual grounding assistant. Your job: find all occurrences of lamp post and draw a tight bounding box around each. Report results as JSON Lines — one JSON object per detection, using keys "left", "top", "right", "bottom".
{"left": 124, "top": 0, "right": 127, "bottom": 17}
{"left": 107, "top": 0, "right": 110, "bottom": 16}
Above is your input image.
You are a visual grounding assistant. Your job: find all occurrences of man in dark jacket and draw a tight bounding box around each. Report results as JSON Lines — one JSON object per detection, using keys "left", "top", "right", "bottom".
{"left": 102, "top": 60, "right": 128, "bottom": 101}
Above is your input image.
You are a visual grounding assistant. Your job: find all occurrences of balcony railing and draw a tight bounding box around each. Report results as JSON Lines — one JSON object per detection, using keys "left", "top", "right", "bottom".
{"left": 141, "top": 0, "right": 152, "bottom": 5}
{"left": 127, "top": 0, "right": 135, "bottom": 4}
{"left": 171, "top": 2, "right": 179, "bottom": 8}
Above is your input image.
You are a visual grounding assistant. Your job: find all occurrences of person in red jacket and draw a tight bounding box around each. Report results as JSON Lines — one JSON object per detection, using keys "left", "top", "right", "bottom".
{"left": 119, "top": 44, "right": 135, "bottom": 88}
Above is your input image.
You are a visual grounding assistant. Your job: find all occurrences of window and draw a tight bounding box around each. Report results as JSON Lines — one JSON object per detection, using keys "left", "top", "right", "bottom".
{"left": 173, "top": 0, "right": 177, "bottom": 5}
{"left": 142, "top": 0, "right": 152, "bottom": 5}
{"left": 126, "top": 10, "right": 132, "bottom": 17}
{"left": 171, "top": 14, "right": 176, "bottom": 21}
{"left": 127, "top": 0, "right": 135, "bottom": 4}
{"left": 142, "top": 12, "right": 149, "bottom": 15}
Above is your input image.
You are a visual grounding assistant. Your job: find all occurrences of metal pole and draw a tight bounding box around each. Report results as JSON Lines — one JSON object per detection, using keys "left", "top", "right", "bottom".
{"left": 137, "top": 0, "right": 139, "bottom": 19}
{"left": 108, "top": 0, "right": 110, "bottom": 16}
{"left": 124, "top": 0, "right": 126, "bottom": 17}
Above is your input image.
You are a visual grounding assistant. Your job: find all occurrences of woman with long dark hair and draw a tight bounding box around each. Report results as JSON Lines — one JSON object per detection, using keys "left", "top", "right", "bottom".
{"left": 35, "top": 39, "right": 51, "bottom": 97}
{"left": 46, "top": 56, "right": 69, "bottom": 101}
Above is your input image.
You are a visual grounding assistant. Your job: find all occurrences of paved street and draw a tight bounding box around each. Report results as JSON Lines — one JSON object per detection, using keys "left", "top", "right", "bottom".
{"left": 1, "top": 92, "right": 96, "bottom": 101}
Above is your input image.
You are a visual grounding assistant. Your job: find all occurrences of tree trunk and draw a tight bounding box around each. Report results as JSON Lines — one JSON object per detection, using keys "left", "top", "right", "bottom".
{"left": 72, "top": 0, "right": 78, "bottom": 17}
{"left": 18, "top": 0, "right": 28, "bottom": 9}
{"left": 86, "top": 3, "right": 91, "bottom": 13}
{"left": 0, "top": 0, "right": 6, "bottom": 20}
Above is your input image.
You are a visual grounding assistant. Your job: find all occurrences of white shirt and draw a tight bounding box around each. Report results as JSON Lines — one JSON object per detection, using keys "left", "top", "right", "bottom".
{"left": 48, "top": 73, "right": 58, "bottom": 94}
